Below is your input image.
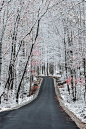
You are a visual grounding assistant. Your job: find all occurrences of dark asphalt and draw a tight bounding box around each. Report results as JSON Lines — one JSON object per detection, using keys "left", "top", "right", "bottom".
{"left": 0, "top": 77, "right": 79, "bottom": 129}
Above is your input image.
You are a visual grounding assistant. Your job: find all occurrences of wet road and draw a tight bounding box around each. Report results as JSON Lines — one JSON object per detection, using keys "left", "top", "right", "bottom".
{"left": 0, "top": 77, "right": 79, "bottom": 129}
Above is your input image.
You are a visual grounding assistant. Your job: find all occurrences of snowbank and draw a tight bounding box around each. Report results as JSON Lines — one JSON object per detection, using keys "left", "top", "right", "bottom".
{"left": 54, "top": 78, "right": 86, "bottom": 129}
{"left": 0, "top": 78, "right": 43, "bottom": 112}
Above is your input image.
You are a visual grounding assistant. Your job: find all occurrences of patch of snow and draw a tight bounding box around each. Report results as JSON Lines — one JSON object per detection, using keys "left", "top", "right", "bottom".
{"left": 58, "top": 83, "right": 86, "bottom": 123}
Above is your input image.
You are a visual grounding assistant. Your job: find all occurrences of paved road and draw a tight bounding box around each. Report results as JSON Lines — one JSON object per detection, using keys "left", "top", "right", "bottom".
{"left": 0, "top": 77, "right": 79, "bottom": 129}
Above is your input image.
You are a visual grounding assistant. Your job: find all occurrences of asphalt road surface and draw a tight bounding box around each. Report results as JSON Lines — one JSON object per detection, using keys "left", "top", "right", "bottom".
{"left": 0, "top": 77, "right": 79, "bottom": 129}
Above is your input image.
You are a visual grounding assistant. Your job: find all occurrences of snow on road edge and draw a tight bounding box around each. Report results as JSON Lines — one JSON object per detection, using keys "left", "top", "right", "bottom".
{"left": 54, "top": 78, "right": 86, "bottom": 129}
{"left": 0, "top": 78, "right": 43, "bottom": 112}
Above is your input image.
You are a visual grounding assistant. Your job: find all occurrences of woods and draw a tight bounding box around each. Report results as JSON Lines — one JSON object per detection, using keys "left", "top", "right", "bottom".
{"left": 0, "top": 0, "right": 56, "bottom": 104}
{"left": 0, "top": 0, "right": 86, "bottom": 113}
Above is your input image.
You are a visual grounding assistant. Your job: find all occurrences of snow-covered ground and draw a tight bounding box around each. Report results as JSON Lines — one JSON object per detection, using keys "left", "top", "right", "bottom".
{"left": 58, "top": 83, "right": 86, "bottom": 124}
{"left": 0, "top": 94, "right": 34, "bottom": 112}
{"left": 0, "top": 77, "right": 42, "bottom": 112}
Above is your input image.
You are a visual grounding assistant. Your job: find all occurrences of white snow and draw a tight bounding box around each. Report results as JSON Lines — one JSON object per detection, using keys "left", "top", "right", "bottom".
{"left": 58, "top": 83, "right": 86, "bottom": 123}
{"left": 0, "top": 0, "right": 86, "bottom": 125}
{"left": 0, "top": 94, "right": 34, "bottom": 112}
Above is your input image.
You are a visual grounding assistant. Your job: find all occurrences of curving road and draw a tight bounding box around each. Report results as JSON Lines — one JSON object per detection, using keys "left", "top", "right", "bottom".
{"left": 0, "top": 77, "right": 79, "bottom": 129}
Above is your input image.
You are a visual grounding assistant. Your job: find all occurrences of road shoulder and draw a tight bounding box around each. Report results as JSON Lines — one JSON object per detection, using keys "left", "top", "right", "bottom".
{"left": 54, "top": 78, "right": 86, "bottom": 129}
{"left": 0, "top": 77, "right": 43, "bottom": 112}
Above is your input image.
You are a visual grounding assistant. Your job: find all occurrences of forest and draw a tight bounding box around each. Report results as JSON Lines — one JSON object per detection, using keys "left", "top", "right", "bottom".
{"left": 0, "top": 0, "right": 86, "bottom": 125}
